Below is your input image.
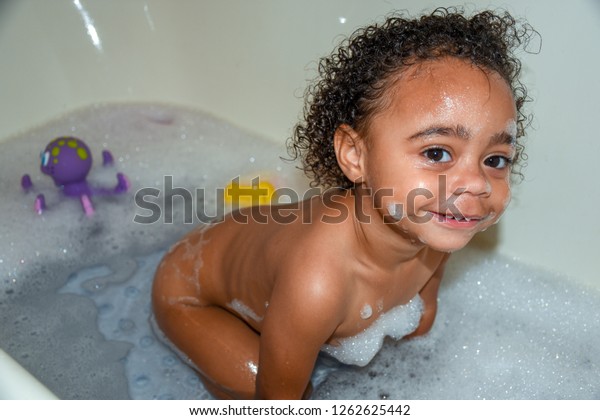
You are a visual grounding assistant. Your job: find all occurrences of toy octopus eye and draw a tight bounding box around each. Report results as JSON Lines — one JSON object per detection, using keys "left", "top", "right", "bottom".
{"left": 41, "top": 151, "right": 50, "bottom": 167}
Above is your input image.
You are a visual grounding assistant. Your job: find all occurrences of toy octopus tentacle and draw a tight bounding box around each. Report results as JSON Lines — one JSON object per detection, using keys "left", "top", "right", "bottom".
{"left": 102, "top": 150, "right": 114, "bottom": 166}
{"left": 34, "top": 194, "right": 46, "bottom": 215}
{"left": 115, "top": 173, "right": 130, "bottom": 194}
{"left": 80, "top": 194, "right": 95, "bottom": 217}
{"left": 21, "top": 174, "right": 33, "bottom": 191}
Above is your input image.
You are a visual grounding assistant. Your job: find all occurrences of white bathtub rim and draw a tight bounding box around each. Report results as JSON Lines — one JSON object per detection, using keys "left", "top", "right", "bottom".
{"left": 0, "top": 348, "right": 58, "bottom": 400}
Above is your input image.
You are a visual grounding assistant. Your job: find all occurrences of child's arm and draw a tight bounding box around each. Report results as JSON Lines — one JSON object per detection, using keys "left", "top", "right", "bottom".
{"left": 406, "top": 252, "right": 450, "bottom": 338}
{"left": 256, "top": 266, "right": 346, "bottom": 399}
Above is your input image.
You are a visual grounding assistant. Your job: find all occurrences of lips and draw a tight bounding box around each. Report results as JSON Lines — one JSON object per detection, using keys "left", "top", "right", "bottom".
{"left": 430, "top": 211, "right": 485, "bottom": 227}
{"left": 440, "top": 213, "right": 480, "bottom": 222}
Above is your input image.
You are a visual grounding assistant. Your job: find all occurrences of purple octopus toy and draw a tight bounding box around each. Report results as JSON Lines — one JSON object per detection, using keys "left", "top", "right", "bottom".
{"left": 21, "top": 136, "right": 129, "bottom": 217}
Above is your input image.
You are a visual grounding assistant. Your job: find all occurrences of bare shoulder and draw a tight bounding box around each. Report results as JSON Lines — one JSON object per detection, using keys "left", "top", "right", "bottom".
{"left": 278, "top": 225, "right": 350, "bottom": 299}
{"left": 268, "top": 218, "right": 354, "bottom": 327}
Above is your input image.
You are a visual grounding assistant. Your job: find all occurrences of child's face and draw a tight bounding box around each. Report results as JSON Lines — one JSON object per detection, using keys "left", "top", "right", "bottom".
{"left": 361, "top": 57, "right": 517, "bottom": 252}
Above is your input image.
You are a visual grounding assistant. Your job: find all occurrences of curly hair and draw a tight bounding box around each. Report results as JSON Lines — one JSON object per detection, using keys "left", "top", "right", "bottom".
{"left": 289, "top": 7, "right": 536, "bottom": 189}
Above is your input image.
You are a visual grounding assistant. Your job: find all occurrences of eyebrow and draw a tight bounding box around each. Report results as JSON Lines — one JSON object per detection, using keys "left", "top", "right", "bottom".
{"left": 408, "top": 124, "right": 516, "bottom": 145}
{"left": 489, "top": 131, "right": 516, "bottom": 146}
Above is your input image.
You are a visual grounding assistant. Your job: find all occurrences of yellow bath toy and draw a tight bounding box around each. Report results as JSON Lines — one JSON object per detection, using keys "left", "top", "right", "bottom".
{"left": 225, "top": 177, "right": 276, "bottom": 208}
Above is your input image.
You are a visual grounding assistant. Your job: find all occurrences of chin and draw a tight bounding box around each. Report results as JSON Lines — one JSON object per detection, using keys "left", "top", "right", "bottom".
{"left": 428, "top": 242, "right": 471, "bottom": 253}
{"left": 419, "top": 231, "right": 476, "bottom": 253}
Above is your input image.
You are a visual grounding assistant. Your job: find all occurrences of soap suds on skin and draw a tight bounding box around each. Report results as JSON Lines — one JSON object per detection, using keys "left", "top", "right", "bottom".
{"left": 168, "top": 296, "right": 202, "bottom": 306}
{"left": 226, "top": 299, "right": 263, "bottom": 323}
{"left": 322, "top": 295, "right": 424, "bottom": 367}
{"left": 360, "top": 304, "right": 373, "bottom": 320}
{"left": 505, "top": 118, "right": 517, "bottom": 142}
{"left": 387, "top": 202, "right": 404, "bottom": 221}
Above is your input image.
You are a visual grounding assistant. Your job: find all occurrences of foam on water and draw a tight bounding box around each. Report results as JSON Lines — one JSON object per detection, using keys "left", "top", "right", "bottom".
{"left": 0, "top": 103, "right": 599, "bottom": 399}
{"left": 316, "top": 252, "right": 600, "bottom": 399}
{"left": 0, "top": 103, "right": 306, "bottom": 398}
{"left": 58, "top": 250, "right": 211, "bottom": 399}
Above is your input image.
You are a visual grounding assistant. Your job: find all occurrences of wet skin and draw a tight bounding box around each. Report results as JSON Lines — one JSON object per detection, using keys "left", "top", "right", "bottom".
{"left": 152, "top": 57, "right": 517, "bottom": 399}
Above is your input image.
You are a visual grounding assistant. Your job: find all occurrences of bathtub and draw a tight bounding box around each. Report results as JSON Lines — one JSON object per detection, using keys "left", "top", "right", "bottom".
{"left": 0, "top": 0, "right": 598, "bottom": 400}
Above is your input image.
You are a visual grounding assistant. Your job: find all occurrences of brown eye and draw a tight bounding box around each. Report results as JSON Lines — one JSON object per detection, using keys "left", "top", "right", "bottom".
{"left": 485, "top": 156, "right": 511, "bottom": 169}
{"left": 424, "top": 148, "right": 451, "bottom": 162}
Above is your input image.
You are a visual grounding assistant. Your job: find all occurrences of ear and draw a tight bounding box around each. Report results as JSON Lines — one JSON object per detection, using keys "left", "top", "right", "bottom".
{"left": 333, "top": 124, "right": 366, "bottom": 185}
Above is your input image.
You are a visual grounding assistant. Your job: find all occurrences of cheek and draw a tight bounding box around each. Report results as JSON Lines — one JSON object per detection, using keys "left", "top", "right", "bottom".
{"left": 499, "top": 187, "right": 512, "bottom": 212}
{"left": 408, "top": 173, "right": 445, "bottom": 203}
{"left": 389, "top": 178, "right": 440, "bottom": 218}
{"left": 491, "top": 181, "right": 512, "bottom": 219}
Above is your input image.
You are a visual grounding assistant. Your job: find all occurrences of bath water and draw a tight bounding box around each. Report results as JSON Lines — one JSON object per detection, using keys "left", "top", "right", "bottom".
{"left": 0, "top": 103, "right": 598, "bottom": 399}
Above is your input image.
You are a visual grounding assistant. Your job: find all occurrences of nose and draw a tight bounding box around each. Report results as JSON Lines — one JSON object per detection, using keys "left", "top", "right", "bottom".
{"left": 447, "top": 162, "right": 491, "bottom": 197}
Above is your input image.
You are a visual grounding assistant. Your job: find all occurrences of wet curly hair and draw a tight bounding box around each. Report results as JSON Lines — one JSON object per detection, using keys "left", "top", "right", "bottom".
{"left": 289, "top": 7, "right": 536, "bottom": 189}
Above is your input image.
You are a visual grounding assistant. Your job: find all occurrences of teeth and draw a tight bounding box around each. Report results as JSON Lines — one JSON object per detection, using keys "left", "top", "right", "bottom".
{"left": 441, "top": 213, "right": 474, "bottom": 222}
{"left": 434, "top": 213, "right": 478, "bottom": 222}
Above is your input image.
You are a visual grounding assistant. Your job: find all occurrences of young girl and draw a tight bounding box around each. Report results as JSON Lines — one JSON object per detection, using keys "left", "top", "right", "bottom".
{"left": 152, "top": 8, "right": 531, "bottom": 399}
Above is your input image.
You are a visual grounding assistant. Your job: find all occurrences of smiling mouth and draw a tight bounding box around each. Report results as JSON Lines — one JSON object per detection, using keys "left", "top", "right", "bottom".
{"left": 429, "top": 211, "right": 486, "bottom": 227}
